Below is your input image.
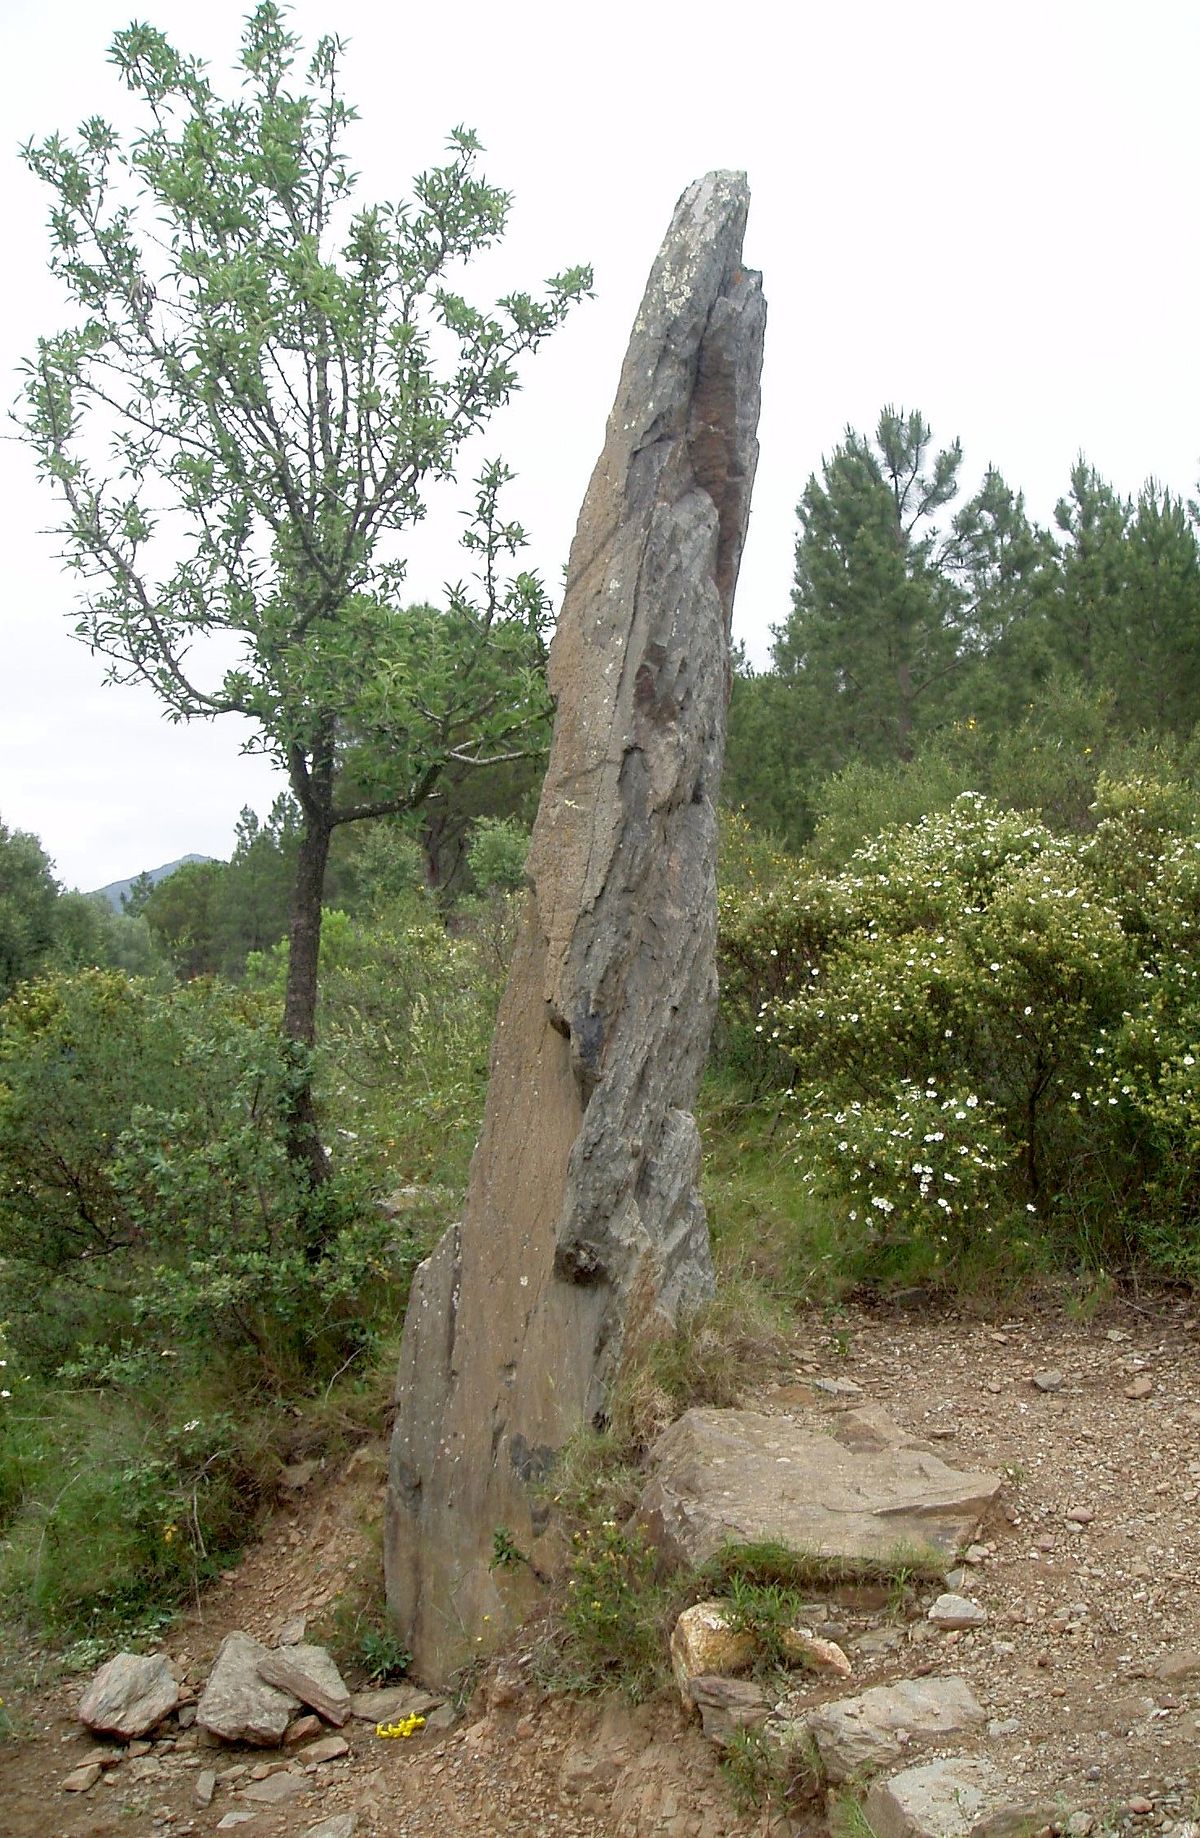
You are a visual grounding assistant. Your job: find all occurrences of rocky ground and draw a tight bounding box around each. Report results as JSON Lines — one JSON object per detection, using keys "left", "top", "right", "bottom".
{"left": 4, "top": 1294, "right": 1200, "bottom": 1838}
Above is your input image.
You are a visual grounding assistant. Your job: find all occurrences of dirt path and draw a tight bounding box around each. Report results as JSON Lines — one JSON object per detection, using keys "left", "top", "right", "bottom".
{"left": 4, "top": 1296, "right": 1200, "bottom": 1837}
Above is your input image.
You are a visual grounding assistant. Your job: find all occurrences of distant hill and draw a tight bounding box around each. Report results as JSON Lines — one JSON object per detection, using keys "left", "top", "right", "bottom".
{"left": 92, "top": 854, "right": 216, "bottom": 911}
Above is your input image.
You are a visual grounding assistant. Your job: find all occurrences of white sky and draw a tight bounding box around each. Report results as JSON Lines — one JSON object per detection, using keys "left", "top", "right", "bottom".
{"left": 2, "top": 0, "right": 1197, "bottom": 890}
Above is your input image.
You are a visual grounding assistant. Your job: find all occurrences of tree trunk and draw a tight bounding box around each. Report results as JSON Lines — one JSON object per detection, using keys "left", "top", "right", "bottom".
{"left": 284, "top": 811, "right": 333, "bottom": 1193}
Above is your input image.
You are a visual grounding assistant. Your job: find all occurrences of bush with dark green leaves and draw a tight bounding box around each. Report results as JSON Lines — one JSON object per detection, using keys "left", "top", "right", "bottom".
{"left": 0, "top": 969, "right": 403, "bottom": 1386}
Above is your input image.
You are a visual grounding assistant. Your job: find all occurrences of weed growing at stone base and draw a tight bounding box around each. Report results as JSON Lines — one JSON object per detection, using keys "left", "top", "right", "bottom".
{"left": 551, "top": 1520, "right": 674, "bottom": 1702}
{"left": 719, "top": 1726, "right": 780, "bottom": 1811}
{"left": 697, "top": 1537, "right": 944, "bottom": 1599}
{"left": 828, "top": 1791, "right": 882, "bottom": 1838}
{"left": 322, "top": 1579, "right": 413, "bottom": 1685}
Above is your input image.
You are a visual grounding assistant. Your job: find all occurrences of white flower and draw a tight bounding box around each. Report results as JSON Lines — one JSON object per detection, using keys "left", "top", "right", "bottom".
{"left": 870, "top": 1195, "right": 895, "bottom": 1214}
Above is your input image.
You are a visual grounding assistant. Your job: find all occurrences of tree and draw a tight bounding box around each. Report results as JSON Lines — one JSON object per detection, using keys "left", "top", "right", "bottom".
{"left": 770, "top": 407, "right": 1047, "bottom": 786}
{"left": 20, "top": 5, "right": 590, "bottom": 1187}
{"left": 0, "top": 822, "right": 62, "bottom": 999}
{"left": 1050, "top": 466, "right": 1200, "bottom": 733}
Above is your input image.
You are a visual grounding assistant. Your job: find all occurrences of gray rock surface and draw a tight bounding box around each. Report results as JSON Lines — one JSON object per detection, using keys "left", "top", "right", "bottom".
{"left": 688, "top": 1675, "right": 772, "bottom": 1745}
{"left": 863, "top": 1757, "right": 1051, "bottom": 1838}
{"left": 77, "top": 1651, "right": 179, "bottom": 1738}
{"left": 928, "top": 1592, "right": 988, "bottom": 1629}
{"left": 241, "top": 1769, "right": 308, "bottom": 1804}
{"left": 800, "top": 1675, "right": 986, "bottom": 1782}
{"left": 256, "top": 1644, "right": 350, "bottom": 1725}
{"left": 348, "top": 1685, "right": 442, "bottom": 1722}
{"left": 61, "top": 1761, "right": 103, "bottom": 1793}
{"left": 306, "top": 1819, "right": 358, "bottom": 1838}
{"left": 197, "top": 1631, "right": 300, "bottom": 1746}
{"left": 385, "top": 172, "right": 765, "bottom": 1683}
{"left": 635, "top": 1407, "right": 1003, "bottom": 1569}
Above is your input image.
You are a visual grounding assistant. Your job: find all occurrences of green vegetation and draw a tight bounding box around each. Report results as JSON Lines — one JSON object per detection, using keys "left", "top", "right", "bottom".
{"left": 0, "top": 887, "right": 508, "bottom": 1640}
{"left": 7, "top": 2, "right": 1200, "bottom": 1751}
{"left": 19, "top": 1, "right": 589, "bottom": 1190}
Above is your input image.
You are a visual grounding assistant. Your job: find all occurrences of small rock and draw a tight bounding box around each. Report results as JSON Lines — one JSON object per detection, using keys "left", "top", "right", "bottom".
{"left": 928, "top": 1593, "right": 988, "bottom": 1629}
{"left": 424, "top": 1704, "right": 458, "bottom": 1731}
{"left": 864, "top": 1756, "right": 1052, "bottom": 1838}
{"left": 77, "top": 1652, "right": 180, "bottom": 1740}
{"left": 216, "top": 1816, "right": 259, "bottom": 1831}
{"left": 299, "top": 1735, "right": 350, "bottom": 1765}
{"left": 670, "top": 1601, "right": 756, "bottom": 1699}
{"left": 1066, "top": 1815, "right": 1094, "bottom": 1836}
{"left": 287, "top": 1714, "right": 325, "bottom": 1744}
{"left": 964, "top": 1543, "right": 989, "bottom": 1565}
{"left": 277, "top": 1616, "right": 308, "bottom": 1647}
{"left": 1032, "top": 1370, "right": 1064, "bottom": 1393}
{"left": 853, "top": 1628, "right": 907, "bottom": 1656}
{"left": 194, "top": 1769, "right": 217, "bottom": 1807}
{"left": 62, "top": 1762, "right": 103, "bottom": 1793}
{"left": 1126, "top": 1376, "right": 1154, "bottom": 1400}
{"left": 242, "top": 1769, "right": 308, "bottom": 1805}
{"left": 1128, "top": 1797, "right": 1155, "bottom": 1816}
{"left": 306, "top": 1817, "right": 358, "bottom": 1838}
{"left": 1157, "top": 1649, "right": 1200, "bottom": 1682}
{"left": 688, "top": 1675, "right": 772, "bottom": 1746}
{"left": 812, "top": 1377, "right": 864, "bottom": 1399}
{"left": 778, "top": 1627, "right": 852, "bottom": 1676}
{"left": 1065, "top": 1505, "right": 1095, "bottom": 1524}
{"left": 987, "top": 1716, "right": 1022, "bottom": 1737}
{"left": 348, "top": 1685, "right": 441, "bottom": 1723}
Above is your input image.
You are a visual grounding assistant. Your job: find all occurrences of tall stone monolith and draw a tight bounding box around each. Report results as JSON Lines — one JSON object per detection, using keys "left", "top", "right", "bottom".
{"left": 385, "top": 171, "right": 765, "bottom": 1682}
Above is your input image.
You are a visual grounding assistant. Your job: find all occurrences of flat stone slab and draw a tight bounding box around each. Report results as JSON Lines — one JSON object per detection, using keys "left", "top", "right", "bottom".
{"left": 864, "top": 1757, "right": 1053, "bottom": 1838}
{"left": 348, "top": 1685, "right": 442, "bottom": 1723}
{"left": 77, "top": 1651, "right": 179, "bottom": 1738}
{"left": 635, "top": 1407, "right": 1002, "bottom": 1569}
{"left": 256, "top": 1645, "right": 350, "bottom": 1726}
{"left": 802, "top": 1676, "right": 986, "bottom": 1782}
{"left": 241, "top": 1768, "right": 308, "bottom": 1804}
{"left": 306, "top": 1817, "right": 358, "bottom": 1838}
{"left": 198, "top": 1631, "right": 300, "bottom": 1746}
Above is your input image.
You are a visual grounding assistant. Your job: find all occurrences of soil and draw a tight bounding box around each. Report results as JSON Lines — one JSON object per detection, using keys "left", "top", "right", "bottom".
{"left": 3, "top": 1294, "right": 1200, "bottom": 1838}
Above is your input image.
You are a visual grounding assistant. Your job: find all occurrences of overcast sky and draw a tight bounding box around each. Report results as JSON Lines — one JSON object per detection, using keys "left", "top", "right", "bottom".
{"left": 3, "top": 0, "right": 1198, "bottom": 890}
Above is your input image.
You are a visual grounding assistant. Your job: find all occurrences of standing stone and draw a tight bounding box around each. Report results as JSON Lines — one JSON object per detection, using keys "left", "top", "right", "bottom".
{"left": 385, "top": 172, "right": 765, "bottom": 1682}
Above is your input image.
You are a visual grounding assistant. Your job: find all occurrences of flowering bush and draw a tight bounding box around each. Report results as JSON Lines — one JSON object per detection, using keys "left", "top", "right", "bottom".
{"left": 720, "top": 784, "right": 1200, "bottom": 1280}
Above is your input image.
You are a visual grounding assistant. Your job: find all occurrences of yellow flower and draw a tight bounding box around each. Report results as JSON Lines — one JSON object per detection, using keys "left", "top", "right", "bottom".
{"left": 375, "top": 1714, "right": 426, "bottom": 1740}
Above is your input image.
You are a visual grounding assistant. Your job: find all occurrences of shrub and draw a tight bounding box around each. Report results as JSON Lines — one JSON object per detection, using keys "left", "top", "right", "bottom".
{"left": 0, "top": 969, "right": 402, "bottom": 1386}
{"left": 723, "top": 782, "right": 1200, "bottom": 1283}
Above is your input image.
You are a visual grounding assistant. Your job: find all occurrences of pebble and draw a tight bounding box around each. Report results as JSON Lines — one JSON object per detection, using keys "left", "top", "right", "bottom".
{"left": 1033, "top": 1369, "right": 1065, "bottom": 1392}
{"left": 928, "top": 1592, "right": 988, "bottom": 1629}
{"left": 1128, "top": 1797, "right": 1155, "bottom": 1815}
{"left": 1126, "top": 1376, "right": 1155, "bottom": 1399}
{"left": 1065, "top": 1505, "right": 1095, "bottom": 1524}
{"left": 194, "top": 1769, "right": 217, "bottom": 1808}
